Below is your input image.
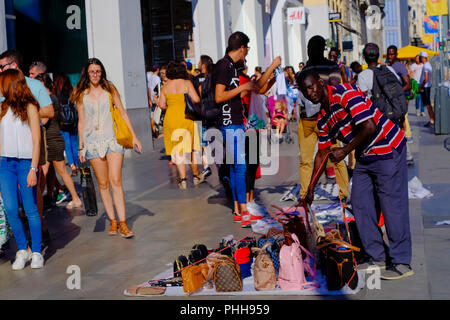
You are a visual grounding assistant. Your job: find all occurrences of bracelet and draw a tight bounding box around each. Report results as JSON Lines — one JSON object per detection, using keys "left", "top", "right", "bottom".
{"left": 30, "top": 167, "right": 38, "bottom": 172}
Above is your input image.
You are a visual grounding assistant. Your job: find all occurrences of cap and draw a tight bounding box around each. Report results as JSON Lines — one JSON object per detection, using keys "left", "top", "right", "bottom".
{"left": 363, "top": 43, "right": 379, "bottom": 58}
{"left": 419, "top": 51, "right": 428, "bottom": 58}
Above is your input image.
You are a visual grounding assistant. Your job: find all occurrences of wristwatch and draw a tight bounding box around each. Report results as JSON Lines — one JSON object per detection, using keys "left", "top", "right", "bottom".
{"left": 30, "top": 167, "right": 38, "bottom": 172}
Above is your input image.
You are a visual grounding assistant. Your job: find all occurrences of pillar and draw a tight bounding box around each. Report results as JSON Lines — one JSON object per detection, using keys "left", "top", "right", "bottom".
{"left": 85, "top": 0, "right": 151, "bottom": 151}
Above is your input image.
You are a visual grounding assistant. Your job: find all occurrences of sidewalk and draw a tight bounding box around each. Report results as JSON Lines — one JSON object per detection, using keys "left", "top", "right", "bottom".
{"left": 0, "top": 102, "right": 449, "bottom": 300}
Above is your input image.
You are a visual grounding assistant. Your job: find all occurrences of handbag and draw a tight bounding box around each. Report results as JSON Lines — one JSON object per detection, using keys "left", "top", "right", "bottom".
{"left": 184, "top": 81, "right": 203, "bottom": 121}
{"left": 181, "top": 264, "right": 207, "bottom": 293}
{"left": 109, "top": 94, "right": 133, "bottom": 149}
{"left": 173, "top": 255, "right": 189, "bottom": 278}
{"left": 252, "top": 243, "right": 277, "bottom": 291}
{"left": 324, "top": 244, "right": 359, "bottom": 291}
{"left": 79, "top": 162, "right": 98, "bottom": 217}
{"left": 212, "top": 256, "right": 243, "bottom": 292}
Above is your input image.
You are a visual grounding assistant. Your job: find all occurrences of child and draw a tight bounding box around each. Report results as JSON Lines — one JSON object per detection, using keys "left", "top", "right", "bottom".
{"left": 271, "top": 100, "right": 288, "bottom": 137}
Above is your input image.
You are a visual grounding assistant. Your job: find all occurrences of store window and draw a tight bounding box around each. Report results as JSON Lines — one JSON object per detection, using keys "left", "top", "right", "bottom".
{"left": 140, "top": 0, "right": 195, "bottom": 68}
{"left": 5, "top": 0, "right": 88, "bottom": 85}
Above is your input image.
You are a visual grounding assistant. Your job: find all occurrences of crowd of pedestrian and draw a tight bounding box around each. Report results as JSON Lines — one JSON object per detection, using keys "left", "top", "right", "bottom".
{"left": 0, "top": 27, "right": 437, "bottom": 282}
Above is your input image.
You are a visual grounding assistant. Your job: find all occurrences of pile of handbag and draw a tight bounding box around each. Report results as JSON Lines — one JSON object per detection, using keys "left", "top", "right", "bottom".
{"left": 138, "top": 200, "right": 362, "bottom": 296}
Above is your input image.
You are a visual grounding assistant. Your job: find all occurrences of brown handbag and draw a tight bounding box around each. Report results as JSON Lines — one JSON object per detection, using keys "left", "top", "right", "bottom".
{"left": 181, "top": 264, "right": 206, "bottom": 293}
{"left": 212, "top": 256, "right": 242, "bottom": 292}
{"left": 252, "top": 243, "right": 277, "bottom": 291}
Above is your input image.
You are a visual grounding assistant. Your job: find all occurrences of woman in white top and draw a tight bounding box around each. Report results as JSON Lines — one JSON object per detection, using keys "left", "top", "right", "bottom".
{"left": 409, "top": 55, "right": 425, "bottom": 116}
{"left": 72, "top": 58, "right": 142, "bottom": 238}
{"left": 0, "top": 69, "right": 43, "bottom": 270}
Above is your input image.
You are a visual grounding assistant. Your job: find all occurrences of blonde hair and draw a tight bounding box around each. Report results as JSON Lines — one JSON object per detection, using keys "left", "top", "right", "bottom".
{"left": 275, "top": 101, "right": 286, "bottom": 111}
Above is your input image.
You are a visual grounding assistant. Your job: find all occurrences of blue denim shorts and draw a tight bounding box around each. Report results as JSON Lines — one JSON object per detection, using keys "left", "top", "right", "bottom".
{"left": 85, "top": 144, "right": 125, "bottom": 160}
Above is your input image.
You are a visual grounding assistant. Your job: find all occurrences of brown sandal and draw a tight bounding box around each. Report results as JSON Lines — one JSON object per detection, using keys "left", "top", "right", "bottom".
{"left": 109, "top": 219, "right": 118, "bottom": 235}
{"left": 119, "top": 221, "right": 134, "bottom": 238}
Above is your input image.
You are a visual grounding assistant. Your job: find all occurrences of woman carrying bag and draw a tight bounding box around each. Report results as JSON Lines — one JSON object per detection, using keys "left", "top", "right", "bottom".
{"left": 72, "top": 58, "right": 142, "bottom": 238}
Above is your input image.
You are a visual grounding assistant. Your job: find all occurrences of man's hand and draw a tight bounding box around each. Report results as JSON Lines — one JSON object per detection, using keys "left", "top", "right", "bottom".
{"left": 242, "top": 81, "right": 259, "bottom": 93}
{"left": 329, "top": 147, "right": 348, "bottom": 164}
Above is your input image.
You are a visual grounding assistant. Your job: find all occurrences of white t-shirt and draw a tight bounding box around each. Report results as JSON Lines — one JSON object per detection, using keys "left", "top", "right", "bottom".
{"left": 419, "top": 62, "right": 432, "bottom": 88}
{"left": 410, "top": 63, "right": 423, "bottom": 83}
{"left": 357, "top": 65, "right": 400, "bottom": 98}
{"left": 146, "top": 72, "right": 161, "bottom": 103}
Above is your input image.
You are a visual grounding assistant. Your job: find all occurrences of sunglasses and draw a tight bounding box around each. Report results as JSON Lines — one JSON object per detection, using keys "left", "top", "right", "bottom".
{"left": 0, "top": 61, "right": 13, "bottom": 70}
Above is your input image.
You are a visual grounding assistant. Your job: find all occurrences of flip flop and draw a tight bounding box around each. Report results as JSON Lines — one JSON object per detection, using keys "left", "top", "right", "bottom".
{"left": 124, "top": 286, "right": 165, "bottom": 296}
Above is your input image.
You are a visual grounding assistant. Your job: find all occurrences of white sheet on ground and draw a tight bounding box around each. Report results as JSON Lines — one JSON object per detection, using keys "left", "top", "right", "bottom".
{"left": 408, "top": 177, "right": 433, "bottom": 199}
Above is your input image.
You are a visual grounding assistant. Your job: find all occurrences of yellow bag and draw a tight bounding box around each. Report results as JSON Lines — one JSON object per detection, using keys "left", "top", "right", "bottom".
{"left": 109, "top": 94, "right": 133, "bottom": 149}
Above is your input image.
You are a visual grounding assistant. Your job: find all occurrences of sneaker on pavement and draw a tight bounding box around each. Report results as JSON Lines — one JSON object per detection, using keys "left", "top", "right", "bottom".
{"left": 12, "top": 250, "right": 32, "bottom": 271}
{"left": 31, "top": 252, "right": 44, "bottom": 269}
{"left": 233, "top": 212, "right": 242, "bottom": 223}
{"left": 358, "top": 259, "right": 386, "bottom": 272}
{"left": 241, "top": 213, "right": 252, "bottom": 228}
{"left": 416, "top": 110, "right": 421, "bottom": 117}
{"left": 421, "top": 112, "right": 426, "bottom": 117}
{"left": 381, "top": 264, "right": 414, "bottom": 280}
{"left": 56, "top": 192, "right": 68, "bottom": 205}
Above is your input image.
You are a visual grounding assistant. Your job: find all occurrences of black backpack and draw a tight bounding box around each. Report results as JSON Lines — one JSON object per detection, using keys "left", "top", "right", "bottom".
{"left": 370, "top": 65, "right": 408, "bottom": 122}
{"left": 60, "top": 99, "right": 78, "bottom": 131}
{"left": 200, "top": 74, "right": 220, "bottom": 121}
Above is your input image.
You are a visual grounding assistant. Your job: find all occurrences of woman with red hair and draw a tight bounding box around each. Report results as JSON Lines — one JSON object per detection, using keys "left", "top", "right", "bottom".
{"left": 0, "top": 69, "right": 43, "bottom": 270}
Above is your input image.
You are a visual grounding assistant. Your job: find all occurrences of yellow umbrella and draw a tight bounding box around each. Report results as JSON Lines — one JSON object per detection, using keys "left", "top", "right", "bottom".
{"left": 383, "top": 45, "right": 439, "bottom": 60}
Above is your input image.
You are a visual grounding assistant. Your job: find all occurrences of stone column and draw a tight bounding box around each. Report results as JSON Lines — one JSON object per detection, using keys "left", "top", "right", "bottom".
{"left": 85, "top": 0, "right": 151, "bottom": 151}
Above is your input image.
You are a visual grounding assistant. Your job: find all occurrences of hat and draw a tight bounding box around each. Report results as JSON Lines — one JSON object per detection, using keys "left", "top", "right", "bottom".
{"left": 419, "top": 51, "right": 428, "bottom": 58}
{"left": 363, "top": 43, "right": 379, "bottom": 58}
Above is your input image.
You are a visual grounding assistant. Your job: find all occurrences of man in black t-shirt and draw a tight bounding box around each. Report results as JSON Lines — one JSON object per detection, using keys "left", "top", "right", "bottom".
{"left": 213, "top": 32, "right": 259, "bottom": 228}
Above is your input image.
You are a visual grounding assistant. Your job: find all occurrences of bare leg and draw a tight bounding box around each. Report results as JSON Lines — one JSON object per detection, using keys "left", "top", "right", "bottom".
{"left": 53, "top": 160, "right": 82, "bottom": 207}
{"left": 105, "top": 152, "right": 126, "bottom": 222}
{"left": 89, "top": 157, "right": 116, "bottom": 222}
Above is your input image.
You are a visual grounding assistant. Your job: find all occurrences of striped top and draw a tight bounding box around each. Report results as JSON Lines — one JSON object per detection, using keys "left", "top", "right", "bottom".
{"left": 317, "top": 84, "right": 406, "bottom": 161}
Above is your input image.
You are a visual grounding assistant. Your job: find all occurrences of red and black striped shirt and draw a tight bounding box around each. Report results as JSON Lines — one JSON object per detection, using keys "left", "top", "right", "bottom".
{"left": 317, "top": 84, "right": 406, "bottom": 161}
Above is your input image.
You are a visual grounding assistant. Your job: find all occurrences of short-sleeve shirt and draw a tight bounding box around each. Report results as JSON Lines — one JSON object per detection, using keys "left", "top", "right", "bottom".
{"left": 357, "top": 65, "right": 401, "bottom": 99}
{"left": 26, "top": 76, "right": 52, "bottom": 108}
{"left": 390, "top": 61, "right": 409, "bottom": 81}
{"left": 410, "top": 63, "right": 423, "bottom": 82}
{"left": 214, "top": 55, "right": 243, "bottom": 126}
{"left": 420, "top": 62, "right": 432, "bottom": 88}
{"left": 317, "top": 84, "right": 406, "bottom": 162}
{"left": 146, "top": 72, "right": 161, "bottom": 104}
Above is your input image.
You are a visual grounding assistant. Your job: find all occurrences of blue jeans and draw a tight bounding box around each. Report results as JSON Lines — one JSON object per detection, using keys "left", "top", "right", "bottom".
{"left": 0, "top": 157, "right": 41, "bottom": 253}
{"left": 221, "top": 125, "right": 247, "bottom": 204}
{"left": 415, "top": 95, "right": 424, "bottom": 113}
{"left": 61, "top": 130, "right": 79, "bottom": 167}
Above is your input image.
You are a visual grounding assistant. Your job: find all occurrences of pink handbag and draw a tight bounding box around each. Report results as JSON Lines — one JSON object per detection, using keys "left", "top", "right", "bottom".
{"left": 278, "top": 233, "right": 319, "bottom": 291}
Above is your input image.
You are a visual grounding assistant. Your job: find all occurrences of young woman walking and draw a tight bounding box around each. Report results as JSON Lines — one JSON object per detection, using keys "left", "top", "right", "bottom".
{"left": 72, "top": 58, "right": 142, "bottom": 238}
{"left": 36, "top": 73, "right": 83, "bottom": 210}
{"left": 0, "top": 69, "right": 44, "bottom": 270}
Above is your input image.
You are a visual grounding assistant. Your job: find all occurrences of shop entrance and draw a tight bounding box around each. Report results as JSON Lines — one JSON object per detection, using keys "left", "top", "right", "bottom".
{"left": 5, "top": 0, "right": 88, "bottom": 84}
{"left": 140, "top": 0, "right": 195, "bottom": 67}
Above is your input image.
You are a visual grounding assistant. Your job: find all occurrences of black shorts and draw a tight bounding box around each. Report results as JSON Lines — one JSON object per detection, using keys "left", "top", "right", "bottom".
{"left": 421, "top": 87, "right": 431, "bottom": 106}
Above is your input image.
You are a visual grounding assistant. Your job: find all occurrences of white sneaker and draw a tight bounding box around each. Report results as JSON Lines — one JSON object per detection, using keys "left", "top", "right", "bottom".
{"left": 12, "top": 250, "right": 32, "bottom": 271}
{"left": 30, "top": 252, "right": 44, "bottom": 269}
{"left": 416, "top": 110, "right": 421, "bottom": 117}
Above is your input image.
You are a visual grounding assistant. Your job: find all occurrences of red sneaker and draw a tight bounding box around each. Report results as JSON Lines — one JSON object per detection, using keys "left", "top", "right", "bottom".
{"left": 233, "top": 212, "right": 242, "bottom": 223}
{"left": 241, "top": 212, "right": 252, "bottom": 228}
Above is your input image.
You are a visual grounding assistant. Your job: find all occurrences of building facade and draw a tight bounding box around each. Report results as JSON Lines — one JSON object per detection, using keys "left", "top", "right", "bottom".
{"left": 1, "top": 0, "right": 310, "bottom": 150}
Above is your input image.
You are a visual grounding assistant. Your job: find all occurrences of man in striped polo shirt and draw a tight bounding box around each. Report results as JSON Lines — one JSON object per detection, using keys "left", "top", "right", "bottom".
{"left": 297, "top": 68, "right": 413, "bottom": 280}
